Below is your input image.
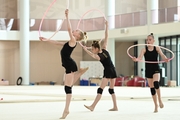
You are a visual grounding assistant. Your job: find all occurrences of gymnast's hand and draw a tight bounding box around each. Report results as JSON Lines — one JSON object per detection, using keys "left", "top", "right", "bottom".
{"left": 82, "top": 45, "right": 87, "bottom": 50}
{"left": 65, "top": 9, "right": 69, "bottom": 18}
{"left": 132, "top": 57, "right": 138, "bottom": 62}
{"left": 164, "top": 58, "right": 170, "bottom": 63}
{"left": 39, "top": 37, "right": 47, "bottom": 41}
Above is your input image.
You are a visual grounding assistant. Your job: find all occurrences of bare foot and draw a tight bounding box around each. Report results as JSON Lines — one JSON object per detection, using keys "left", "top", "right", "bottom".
{"left": 159, "top": 102, "right": 164, "bottom": 108}
{"left": 84, "top": 105, "right": 94, "bottom": 111}
{"left": 154, "top": 105, "right": 158, "bottom": 113}
{"left": 59, "top": 111, "right": 69, "bottom": 119}
{"left": 109, "top": 108, "right": 118, "bottom": 111}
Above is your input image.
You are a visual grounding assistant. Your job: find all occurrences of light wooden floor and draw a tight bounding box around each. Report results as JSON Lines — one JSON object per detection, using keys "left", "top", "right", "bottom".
{"left": 0, "top": 86, "right": 180, "bottom": 120}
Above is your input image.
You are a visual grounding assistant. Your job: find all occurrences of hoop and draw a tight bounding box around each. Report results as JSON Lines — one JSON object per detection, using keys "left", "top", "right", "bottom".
{"left": 127, "top": 44, "right": 175, "bottom": 63}
{"left": 77, "top": 9, "right": 107, "bottom": 47}
{"left": 38, "top": 0, "right": 69, "bottom": 40}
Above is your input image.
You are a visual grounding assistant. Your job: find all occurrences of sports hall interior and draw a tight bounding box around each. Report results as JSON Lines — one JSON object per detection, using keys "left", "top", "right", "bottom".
{"left": 0, "top": 0, "right": 180, "bottom": 120}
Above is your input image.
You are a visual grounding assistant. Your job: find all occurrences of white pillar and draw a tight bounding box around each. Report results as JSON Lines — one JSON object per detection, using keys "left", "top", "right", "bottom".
{"left": 178, "top": 43, "right": 180, "bottom": 86}
{"left": 151, "top": 0, "right": 159, "bottom": 24}
{"left": 147, "top": 0, "right": 159, "bottom": 33}
{"left": 153, "top": 34, "right": 159, "bottom": 46}
{"left": 177, "top": 0, "right": 180, "bottom": 21}
{"left": 105, "top": 0, "right": 115, "bottom": 29}
{"left": 107, "top": 39, "right": 115, "bottom": 65}
{"left": 105, "top": 0, "right": 115, "bottom": 65}
{"left": 137, "top": 40, "right": 145, "bottom": 78}
{"left": 19, "top": 0, "right": 30, "bottom": 85}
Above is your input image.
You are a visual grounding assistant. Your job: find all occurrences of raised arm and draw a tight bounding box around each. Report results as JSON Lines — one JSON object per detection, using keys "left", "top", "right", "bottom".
{"left": 156, "top": 46, "right": 169, "bottom": 62}
{"left": 102, "top": 20, "right": 108, "bottom": 50}
{"left": 82, "top": 46, "right": 100, "bottom": 60}
{"left": 132, "top": 48, "right": 146, "bottom": 62}
{"left": 39, "top": 37, "right": 65, "bottom": 46}
{"left": 65, "top": 9, "right": 76, "bottom": 46}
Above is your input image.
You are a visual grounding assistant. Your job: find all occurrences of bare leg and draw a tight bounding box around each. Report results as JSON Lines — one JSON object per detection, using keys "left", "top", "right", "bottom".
{"left": 60, "top": 73, "right": 74, "bottom": 119}
{"left": 73, "top": 67, "right": 89, "bottom": 85}
{"left": 153, "top": 74, "right": 164, "bottom": 109}
{"left": 152, "top": 94, "right": 158, "bottom": 113}
{"left": 156, "top": 88, "right": 164, "bottom": 108}
{"left": 147, "top": 78, "right": 158, "bottom": 113}
{"left": 109, "top": 78, "right": 118, "bottom": 111}
{"left": 60, "top": 94, "right": 71, "bottom": 119}
{"left": 84, "top": 78, "right": 109, "bottom": 111}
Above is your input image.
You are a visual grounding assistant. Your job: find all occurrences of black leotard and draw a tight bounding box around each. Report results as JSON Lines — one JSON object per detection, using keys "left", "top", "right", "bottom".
{"left": 98, "top": 49, "right": 117, "bottom": 78}
{"left": 61, "top": 42, "right": 77, "bottom": 74}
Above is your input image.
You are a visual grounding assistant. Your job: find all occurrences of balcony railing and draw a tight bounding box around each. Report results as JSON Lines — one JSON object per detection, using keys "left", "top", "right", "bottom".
{"left": 0, "top": 6, "right": 179, "bottom": 32}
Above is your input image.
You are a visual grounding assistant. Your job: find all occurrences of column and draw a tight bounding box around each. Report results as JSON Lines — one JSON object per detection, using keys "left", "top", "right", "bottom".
{"left": 137, "top": 40, "right": 145, "bottom": 78}
{"left": 153, "top": 34, "right": 159, "bottom": 45}
{"left": 19, "top": 0, "right": 30, "bottom": 85}
{"left": 147, "top": 0, "right": 159, "bottom": 33}
{"left": 177, "top": 0, "right": 180, "bottom": 21}
{"left": 178, "top": 43, "right": 180, "bottom": 86}
{"left": 105, "top": 0, "right": 115, "bottom": 65}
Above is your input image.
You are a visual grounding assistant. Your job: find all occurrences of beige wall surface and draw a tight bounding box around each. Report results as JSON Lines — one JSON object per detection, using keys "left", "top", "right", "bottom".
{"left": 0, "top": 40, "right": 135, "bottom": 85}
{"left": 0, "top": 41, "right": 20, "bottom": 85}
{"left": 0, "top": 0, "right": 178, "bottom": 19}
{"left": 115, "top": 42, "right": 134, "bottom": 77}
{"left": 30, "top": 0, "right": 104, "bottom": 19}
{"left": 159, "top": 0, "right": 177, "bottom": 9}
{"left": 0, "top": 0, "right": 17, "bottom": 18}
{"left": 0, "top": 41, "right": 82, "bottom": 85}
{"left": 115, "top": 0, "right": 147, "bottom": 14}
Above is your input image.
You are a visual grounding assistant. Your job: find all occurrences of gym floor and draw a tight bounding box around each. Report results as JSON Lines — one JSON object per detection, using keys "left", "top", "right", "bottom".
{"left": 0, "top": 86, "right": 180, "bottom": 120}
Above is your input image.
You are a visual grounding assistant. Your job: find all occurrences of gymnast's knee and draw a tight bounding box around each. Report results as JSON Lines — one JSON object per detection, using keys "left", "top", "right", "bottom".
{"left": 154, "top": 81, "right": 159, "bottom": 89}
{"left": 97, "top": 87, "right": 103, "bottom": 94}
{"left": 150, "top": 88, "right": 156, "bottom": 95}
{"left": 64, "top": 85, "right": 72, "bottom": 94}
{"left": 108, "top": 88, "right": 115, "bottom": 94}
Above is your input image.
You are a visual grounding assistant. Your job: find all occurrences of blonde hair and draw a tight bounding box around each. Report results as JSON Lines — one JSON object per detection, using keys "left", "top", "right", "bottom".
{"left": 78, "top": 29, "right": 88, "bottom": 41}
{"left": 148, "top": 33, "right": 154, "bottom": 39}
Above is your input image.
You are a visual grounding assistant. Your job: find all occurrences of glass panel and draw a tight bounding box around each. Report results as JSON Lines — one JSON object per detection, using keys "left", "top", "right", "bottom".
{"left": 93, "top": 17, "right": 105, "bottom": 31}
{"left": 167, "top": 7, "right": 178, "bottom": 22}
{"left": 115, "top": 15, "right": 121, "bottom": 28}
{"left": 159, "top": 8, "right": 166, "bottom": 23}
{"left": 120, "top": 13, "right": 133, "bottom": 27}
{"left": 83, "top": 19, "right": 93, "bottom": 32}
{"left": 134, "top": 11, "right": 147, "bottom": 26}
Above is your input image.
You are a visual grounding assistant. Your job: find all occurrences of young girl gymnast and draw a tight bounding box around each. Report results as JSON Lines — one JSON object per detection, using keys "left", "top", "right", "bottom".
{"left": 132, "top": 33, "right": 169, "bottom": 113}
{"left": 39, "top": 9, "right": 88, "bottom": 119}
{"left": 82, "top": 21, "right": 118, "bottom": 112}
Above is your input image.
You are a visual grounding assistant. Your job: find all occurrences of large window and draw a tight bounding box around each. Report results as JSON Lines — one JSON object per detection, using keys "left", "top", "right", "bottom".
{"left": 159, "top": 35, "right": 180, "bottom": 86}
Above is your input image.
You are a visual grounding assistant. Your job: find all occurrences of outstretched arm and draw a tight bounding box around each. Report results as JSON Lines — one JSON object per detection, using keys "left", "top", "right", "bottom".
{"left": 82, "top": 46, "right": 100, "bottom": 60}
{"left": 132, "top": 48, "right": 145, "bottom": 62}
{"left": 39, "top": 37, "right": 65, "bottom": 46}
{"left": 156, "top": 46, "right": 169, "bottom": 62}
{"left": 65, "top": 9, "right": 76, "bottom": 46}
{"left": 102, "top": 20, "right": 108, "bottom": 50}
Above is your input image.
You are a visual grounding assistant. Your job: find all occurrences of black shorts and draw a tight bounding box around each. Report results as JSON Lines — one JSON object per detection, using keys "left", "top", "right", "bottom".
{"left": 62, "top": 59, "right": 77, "bottom": 74}
{"left": 145, "top": 68, "right": 160, "bottom": 78}
{"left": 103, "top": 67, "right": 117, "bottom": 79}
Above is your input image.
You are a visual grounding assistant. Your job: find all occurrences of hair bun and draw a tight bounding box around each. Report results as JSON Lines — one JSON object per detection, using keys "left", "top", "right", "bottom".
{"left": 150, "top": 33, "right": 153, "bottom": 35}
{"left": 93, "top": 40, "right": 98, "bottom": 44}
{"left": 84, "top": 32, "right": 86, "bottom": 35}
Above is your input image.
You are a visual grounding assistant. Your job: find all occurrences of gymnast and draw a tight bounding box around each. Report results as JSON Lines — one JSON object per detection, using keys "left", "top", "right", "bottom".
{"left": 39, "top": 9, "right": 88, "bottom": 119}
{"left": 132, "top": 33, "right": 169, "bottom": 113}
